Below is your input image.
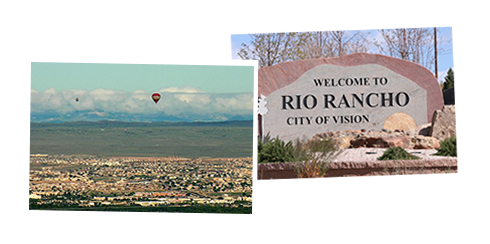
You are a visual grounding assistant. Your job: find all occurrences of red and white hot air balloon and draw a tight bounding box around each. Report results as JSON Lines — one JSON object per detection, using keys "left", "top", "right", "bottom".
{"left": 151, "top": 93, "right": 161, "bottom": 104}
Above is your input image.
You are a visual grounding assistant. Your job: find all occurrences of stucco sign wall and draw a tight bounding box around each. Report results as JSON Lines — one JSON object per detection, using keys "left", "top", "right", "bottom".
{"left": 259, "top": 54, "right": 443, "bottom": 142}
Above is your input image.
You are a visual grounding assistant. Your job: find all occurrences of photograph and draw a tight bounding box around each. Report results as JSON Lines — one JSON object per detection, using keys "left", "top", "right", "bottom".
{"left": 29, "top": 62, "right": 254, "bottom": 213}
{"left": 3, "top": 1, "right": 489, "bottom": 243}
{"left": 232, "top": 27, "right": 457, "bottom": 180}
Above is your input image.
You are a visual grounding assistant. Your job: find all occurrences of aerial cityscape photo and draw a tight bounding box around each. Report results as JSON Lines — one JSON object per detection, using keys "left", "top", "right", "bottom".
{"left": 30, "top": 62, "right": 254, "bottom": 214}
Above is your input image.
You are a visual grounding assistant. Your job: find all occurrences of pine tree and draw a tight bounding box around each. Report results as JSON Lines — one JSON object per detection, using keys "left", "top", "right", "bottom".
{"left": 442, "top": 68, "right": 454, "bottom": 91}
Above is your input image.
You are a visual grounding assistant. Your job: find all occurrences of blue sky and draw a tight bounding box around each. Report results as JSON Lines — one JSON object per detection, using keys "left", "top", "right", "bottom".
{"left": 31, "top": 63, "right": 253, "bottom": 93}
{"left": 231, "top": 27, "right": 453, "bottom": 83}
{"left": 31, "top": 63, "right": 254, "bottom": 122}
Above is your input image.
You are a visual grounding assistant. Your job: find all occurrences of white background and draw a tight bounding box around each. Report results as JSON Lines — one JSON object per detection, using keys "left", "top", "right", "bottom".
{"left": 1, "top": 1, "right": 489, "bottom": 243}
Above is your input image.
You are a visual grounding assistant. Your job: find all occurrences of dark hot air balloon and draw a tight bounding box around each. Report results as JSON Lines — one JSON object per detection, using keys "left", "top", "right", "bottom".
{"left": 75, "top": 98, "right": 79, "bottom": 102}
{"left": 151, "top": 93, "right": 161, "bottom": 104}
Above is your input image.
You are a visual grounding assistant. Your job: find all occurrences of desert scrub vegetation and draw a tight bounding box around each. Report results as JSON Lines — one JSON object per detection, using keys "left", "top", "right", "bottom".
{"left": 377, "top": 146, "right": 420, "bottom": 160}
{"left": 293, "top": 138, "right": 341, "bottom": 178}
{"left": 432, "top": 137, "right": 457, "bottom": 157}
{"left": 258, "top": 134, "right": 341, "bottom": 178}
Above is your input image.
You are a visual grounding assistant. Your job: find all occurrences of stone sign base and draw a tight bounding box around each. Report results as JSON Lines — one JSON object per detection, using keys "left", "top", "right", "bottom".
{"left": 258, "top": 158, "right": 457, "bottom": 180}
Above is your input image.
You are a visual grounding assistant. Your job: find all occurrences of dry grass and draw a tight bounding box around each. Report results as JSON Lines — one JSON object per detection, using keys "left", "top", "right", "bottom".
{"left": 293, "top": 139, "right": 341, "bottom": 178}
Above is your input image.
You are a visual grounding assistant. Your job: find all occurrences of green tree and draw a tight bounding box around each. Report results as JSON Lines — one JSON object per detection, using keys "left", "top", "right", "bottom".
{"left": 441, "top": 68, "right": 454, "bottom": 91}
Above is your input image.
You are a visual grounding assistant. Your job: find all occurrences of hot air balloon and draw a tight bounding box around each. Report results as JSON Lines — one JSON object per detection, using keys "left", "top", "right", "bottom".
{"left": 151, "top": 93, "right": 161, "bottom": 104}
{"left": 75, "top": 97, "right": 79, "bottom": 102}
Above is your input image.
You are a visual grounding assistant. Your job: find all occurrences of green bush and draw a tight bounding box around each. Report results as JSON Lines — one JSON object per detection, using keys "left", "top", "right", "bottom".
{"left": 377, "top": 147, "right": 420, "bottom": 160}
{"left": 258, "top": 137, "right": 294, "bottom": 163}
{"left": 433, "top": 137, "right": 457, "bottom": 157}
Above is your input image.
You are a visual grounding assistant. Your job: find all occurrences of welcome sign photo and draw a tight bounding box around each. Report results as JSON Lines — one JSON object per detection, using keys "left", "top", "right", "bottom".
{"left": 233, "top": 27, "right": 456, "bottom": 179}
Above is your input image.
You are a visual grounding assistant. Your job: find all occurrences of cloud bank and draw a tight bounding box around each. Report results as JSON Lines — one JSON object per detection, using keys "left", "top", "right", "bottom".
{"left": 31, "top": 87, "right": 253, "bottom": 122}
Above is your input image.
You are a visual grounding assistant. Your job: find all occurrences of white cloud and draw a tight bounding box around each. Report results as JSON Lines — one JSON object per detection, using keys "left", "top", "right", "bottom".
{"left": 438, "top": 68, "right": 449, "bottom": 83}
{"left": 174, "top": 93, "right": 211, "bottom": 104}
{"left": 89, "top": 88, "right": 122, "bottom": 101}
{"left": 31, "top": 88, "right": 94, "bottom": 114}
{"left": 213, "top": 93, "right": 253, "bottom": 113}
{"left": 158, "top": 86, "right": 205, "bottom": 94}
{"left": 31, "top": 86, "right": 253, "bottom": 121}
{"left": 131, "top": 90, "right": 147, "bottom": 101}
{"left": 44, "top": 87, "right": 57, "bottom": 95}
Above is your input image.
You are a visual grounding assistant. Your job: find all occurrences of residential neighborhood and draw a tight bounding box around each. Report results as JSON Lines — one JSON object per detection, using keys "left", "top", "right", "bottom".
{"left": 29, "top": 154, "right": 252, "bottom": 211}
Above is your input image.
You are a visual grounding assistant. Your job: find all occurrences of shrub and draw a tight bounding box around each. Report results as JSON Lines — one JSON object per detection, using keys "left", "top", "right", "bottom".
{"left": 433, "top": 137, "right": 457, "bottom": 157}
{"left": 258, "top": 136, "right": 341, "bottom": 178}
{"left": 377, "top": 146, "right": 420, "bottom": 160}
{"left": 293, "top": 139, "right": 341, "bottom": 178}
{"left": 258, "top": 137, "right": 294, "bottom": 163}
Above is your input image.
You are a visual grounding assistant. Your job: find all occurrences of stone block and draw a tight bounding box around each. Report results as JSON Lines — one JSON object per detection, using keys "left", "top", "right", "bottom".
{"left": 430, "top": 105, "right": 456, "bottom": 141}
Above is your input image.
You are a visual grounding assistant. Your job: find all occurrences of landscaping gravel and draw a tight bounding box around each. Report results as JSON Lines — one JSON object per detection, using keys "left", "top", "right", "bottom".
{"left": 333, "top": 148, "right": 451, "bottom": 162}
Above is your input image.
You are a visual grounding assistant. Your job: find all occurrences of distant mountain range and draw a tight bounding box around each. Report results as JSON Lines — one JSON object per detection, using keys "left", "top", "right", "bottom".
{"left": 30, "top": 119, "right": 253, "bottom": 128}
{"left": 30, "top": 110, "right": 253, "bottom": 124}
